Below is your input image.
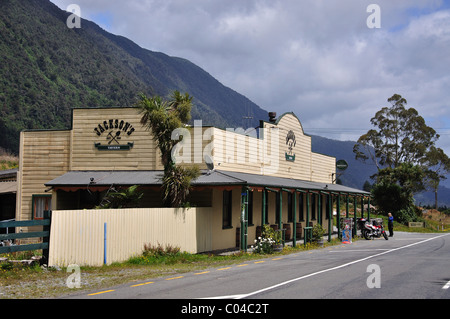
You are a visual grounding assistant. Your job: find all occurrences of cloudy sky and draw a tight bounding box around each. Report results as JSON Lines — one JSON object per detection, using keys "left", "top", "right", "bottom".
{"left": 51, "top": 0, "right": 450, "bottom": 154}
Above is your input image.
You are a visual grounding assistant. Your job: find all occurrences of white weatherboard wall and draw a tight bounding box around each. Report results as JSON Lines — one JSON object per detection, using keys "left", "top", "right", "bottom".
{"left": 48, "top": 208, "right": 212, "bottom": 267}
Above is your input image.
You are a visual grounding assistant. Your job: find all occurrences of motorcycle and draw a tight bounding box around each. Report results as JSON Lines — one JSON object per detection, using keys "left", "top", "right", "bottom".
{"left": 360, "top": 218, "right": 388, "bottom": 240}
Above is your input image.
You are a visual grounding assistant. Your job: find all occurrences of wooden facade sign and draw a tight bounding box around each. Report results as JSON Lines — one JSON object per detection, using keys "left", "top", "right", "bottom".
{"left": 94, "top": 142, "right": 134, "bottom": 151}
{"left": 285, "top": 130, "right": 296, "bottom": 162}
{"left": 93, "top": 118, "right": 135, "bottom": 151}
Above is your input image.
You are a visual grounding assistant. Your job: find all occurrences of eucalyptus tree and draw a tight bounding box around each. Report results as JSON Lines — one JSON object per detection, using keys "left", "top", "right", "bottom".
{"left": 354, "top": 94, "right": 449, "bottom": 217}
{"left": 353, "top": 94, "right": 439, "bottom": 170}
{"left": 423, "top": 146, "right": 450, "bottom": 209}
{"left": 136, "top": 91, "right": 200, "bottom": 207}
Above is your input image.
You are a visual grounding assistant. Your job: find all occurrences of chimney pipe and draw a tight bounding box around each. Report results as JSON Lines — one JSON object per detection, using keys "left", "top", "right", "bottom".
{"left": 268, "top": 112, "right": 277, "bottom": 123}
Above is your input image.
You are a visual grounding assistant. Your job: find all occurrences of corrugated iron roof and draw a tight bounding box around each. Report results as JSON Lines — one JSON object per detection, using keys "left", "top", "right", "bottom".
{"left": 0, "top": 181, "right": 17, "bottom": 194}
{"left": 0, "top": 168, "right": 18, "bottom": 182}
{"left": 45, "top": 170, "right": 369, "bottom": 195}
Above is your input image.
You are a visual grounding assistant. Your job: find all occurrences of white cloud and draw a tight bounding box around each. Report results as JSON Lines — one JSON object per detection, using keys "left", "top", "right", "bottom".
{"left": 50, "top": 0, "right": 450, "bottom": 154}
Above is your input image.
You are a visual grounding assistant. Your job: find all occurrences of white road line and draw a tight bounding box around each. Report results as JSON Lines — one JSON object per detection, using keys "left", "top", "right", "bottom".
{"left": 235, "top": 233, "right": 450, "bottom": 299}
{"left": 443, "top": 280, "right": 450, "bottom": 290}
{"left": 393, "top": 238, "right": 428, "bottom": 240}
{"left": 329, "top": 249, "right": 390, "bottom": 252}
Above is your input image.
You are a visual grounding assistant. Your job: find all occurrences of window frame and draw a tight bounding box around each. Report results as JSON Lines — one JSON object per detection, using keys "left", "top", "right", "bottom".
{"left": 32, "top": 194, "right": 52, "bottom": 220}
{"left": 287, "top": 192, "right": 293, "bottom": 222}
{"left": 247, "top": 190, "right": 254, "bottom": 226}
{"left": 222, "top": 190, "right": 233, "bottom": 229}
{"left": 298, "top": 193, "right": 304, "bottom": 222}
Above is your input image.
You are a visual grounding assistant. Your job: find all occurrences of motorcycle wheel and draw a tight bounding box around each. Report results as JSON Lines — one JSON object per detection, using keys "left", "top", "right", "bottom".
{"left": 383, "top": 231, "right": 388, "bottom": 240}
{"left": 363, "top": 229, "right": 371, "bottom": 240}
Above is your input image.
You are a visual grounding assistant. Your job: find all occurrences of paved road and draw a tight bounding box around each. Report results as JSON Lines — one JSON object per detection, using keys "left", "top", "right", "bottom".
{"left": 63, "top": 232, "right": 450, "bottom": 301}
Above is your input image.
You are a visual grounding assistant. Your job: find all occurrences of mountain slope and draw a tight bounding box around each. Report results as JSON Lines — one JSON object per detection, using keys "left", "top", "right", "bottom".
{"left": 0, "top": 0, "right": 267, "bottom": 154}
{"left": 310, "top": 135, "right": 378, "bottom": 189}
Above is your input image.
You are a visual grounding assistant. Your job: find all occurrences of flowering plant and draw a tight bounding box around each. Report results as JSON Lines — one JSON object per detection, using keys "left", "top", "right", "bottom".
{"left": 252, "top": 236, "right": 275, "bottom": 254}
{"left": 251, "top": 225, "right": 281, "bottom": 254}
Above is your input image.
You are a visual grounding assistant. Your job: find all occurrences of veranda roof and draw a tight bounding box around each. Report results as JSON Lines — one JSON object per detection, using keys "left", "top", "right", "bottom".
{"left": 0, "top": 181, "right": 17, "bottom": 194}
{"left": 45, "top": 170, "right": 369, "bottom": 196}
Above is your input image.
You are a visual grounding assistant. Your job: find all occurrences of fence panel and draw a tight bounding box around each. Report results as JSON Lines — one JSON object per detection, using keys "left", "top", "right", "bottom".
{"left": 0, "top": 211, "right": 51, "bottom": 261}
{"left": 48, "top": 207, "right": 212, "bottom": 267}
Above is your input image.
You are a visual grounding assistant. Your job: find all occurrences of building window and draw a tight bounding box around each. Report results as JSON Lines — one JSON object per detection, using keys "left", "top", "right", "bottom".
{"left": 311, "top": 194, "right": 316, "bottom": 220}
{"left": 247, "top": 191, "right": 254, "bottom": 225}
{"left": 222, "top": 190, "right": 232, "bottom": 229}
{"left": 264, "top": 190, "right": 269, "bottom": 224}
{"left": 325, "top": 194, "right": 331, "bottom": 220}
{"left": 276, "top": 192, "right": 281, "bottom": 225}
{"left": 32, "top": 195, "right": 51, "bottom": 220}
{"left": 287, "top": 192, "right": 293, "bottom": 222}
{"left": 299, "top": 193, "right": 304, "bottom": 221}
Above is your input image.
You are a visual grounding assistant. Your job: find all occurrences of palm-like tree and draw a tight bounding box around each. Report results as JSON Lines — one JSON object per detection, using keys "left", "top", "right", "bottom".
{"left": 97, "top": 185, "right": 144, "bottom": 209}
{"left": 136, "top": 91, "right": 199, "bottom": 207}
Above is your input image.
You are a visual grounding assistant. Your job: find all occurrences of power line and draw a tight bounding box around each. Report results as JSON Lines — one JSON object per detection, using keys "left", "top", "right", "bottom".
{"left": 304, "top": 128, "right": 450, "bottom": 135}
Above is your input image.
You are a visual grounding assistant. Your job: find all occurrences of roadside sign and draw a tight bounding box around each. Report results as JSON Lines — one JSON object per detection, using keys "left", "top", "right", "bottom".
{"left": 342, "top": 218, "right": 352, "bottom": 244}
{"left": 336, "top": 159, "right": 348, "bottom": 171}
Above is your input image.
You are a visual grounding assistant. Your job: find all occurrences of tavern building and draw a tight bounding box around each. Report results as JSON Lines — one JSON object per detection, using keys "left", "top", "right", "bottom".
{"left": 8, "top": 107, "right": 369, "bottom": 266}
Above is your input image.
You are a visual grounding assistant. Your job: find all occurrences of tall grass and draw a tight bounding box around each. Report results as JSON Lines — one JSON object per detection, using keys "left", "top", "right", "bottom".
{"left": 0, "top": 148, "right": 18, "bottom": 170}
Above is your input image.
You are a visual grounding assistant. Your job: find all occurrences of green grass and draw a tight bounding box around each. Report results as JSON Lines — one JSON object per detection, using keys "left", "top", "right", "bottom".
{"left": 334, "top": 211, "right": 449, "bottom": 234}
{"left": 367, "top": 213, "right": 449, "bottom": 233}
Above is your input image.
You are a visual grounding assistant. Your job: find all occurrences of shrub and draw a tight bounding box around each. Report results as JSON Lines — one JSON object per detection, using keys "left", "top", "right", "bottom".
{"left": 142, "top": 243, "right": 181, "bottom": 258}
{"left": 395, "top": 207, "right": 420, "bottom": 224}
{"left": 251, "top": 225, "right": 281, "bottom": 254}
{"left": 127, "top": 243, "right": 183, "bottom": 265}
{"left": 311, "top": 224, "right": 325, "bottom": 242}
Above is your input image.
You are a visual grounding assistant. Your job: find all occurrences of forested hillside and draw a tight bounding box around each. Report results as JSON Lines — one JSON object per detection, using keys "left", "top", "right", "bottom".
{"left": 0, "top": 0, "right": 267, "bottom": 154}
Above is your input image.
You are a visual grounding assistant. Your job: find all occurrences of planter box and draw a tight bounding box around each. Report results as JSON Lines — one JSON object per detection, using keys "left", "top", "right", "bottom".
{"left": 273, "top": 244, "right": 283, "bottom": 252}
{"left": 408, "top": 222, "right": 424, "bottom": 228}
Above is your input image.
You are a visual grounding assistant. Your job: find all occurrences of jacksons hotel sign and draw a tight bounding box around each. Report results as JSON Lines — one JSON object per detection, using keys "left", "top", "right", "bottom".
{"left": 93, "top": 119, "right": 135, "bottom": 150}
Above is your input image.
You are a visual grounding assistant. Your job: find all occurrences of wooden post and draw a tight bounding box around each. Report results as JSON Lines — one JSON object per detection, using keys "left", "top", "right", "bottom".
{"left": 328, "top": 194, "right": 332, "bottom": 242}
{"left": 318, "top": 193, "right": 322, "bottom": 226}
{"left": 337, "top": 194, "right": 341, "bottom": 239}
{"left": 43, "top": 210, "right": 52, "bottom": 265}
{"left": 361, "top": 196, "right": 364, "bottom": 219}
{"left": 262, "top": 189, "right": 266, "bottom": 226}
{"left": 306, "top": 192, "right": 310, "bottom": 228}
{"left": 353, "top": 195, "right": 357, "bottom": 237}
{"left": 241, "top": 187, "right": 248, "bottom": 252}
{"left": 346, "top": 194, "right": 349, "bottom": 218}
{"left": 293, "top": 191, "right": 297, "bottom": 247}
{"left": 278, "top": 190, "right": 282, "bottom": 230}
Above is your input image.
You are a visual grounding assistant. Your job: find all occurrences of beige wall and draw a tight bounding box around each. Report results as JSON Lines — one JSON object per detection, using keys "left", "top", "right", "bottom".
{"left": 16, "top": 130, "right": 71, "bottom": 222}
{"left": 209, "top": 187, "right": 332, "bottom": 252}
{"left": 209, "top": 112, "right": 335, "bottom": 183}
{"left": 49, "top": 207, "right": 212, "bottom": 267}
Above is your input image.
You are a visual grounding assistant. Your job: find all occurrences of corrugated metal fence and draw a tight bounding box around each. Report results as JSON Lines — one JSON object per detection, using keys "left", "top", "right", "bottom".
{"left": 48, "top": 207, "right": 212, "bottom": 267}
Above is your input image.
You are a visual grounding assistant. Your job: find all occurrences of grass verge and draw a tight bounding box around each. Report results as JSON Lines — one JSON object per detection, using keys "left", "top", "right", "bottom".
{"left": 0, "top": 240, "right": 341, "bottom": 299}
{"left": 1, "top": 221, "right": 447, "bottom": 299}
